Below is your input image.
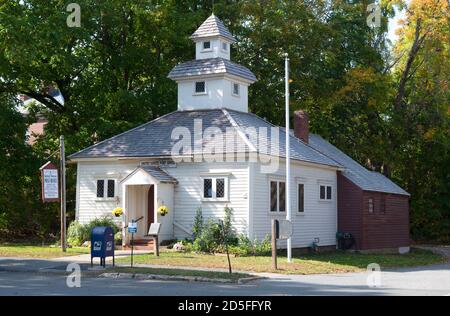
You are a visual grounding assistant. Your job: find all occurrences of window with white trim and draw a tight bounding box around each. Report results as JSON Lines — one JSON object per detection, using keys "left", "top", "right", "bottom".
{"left": 270, "top": 180, "right": 286, "bottom": 213}
{"left": 319, "top": 185, "right": 332, "bottom": 201}
{"left": 97, "top": 179, "right": 116, "bottom": 199}
{"left": 195, "top": 81, "right": 206, "bottom": 94}
{"left": 203, "top": 177, "right": 228, "bottom": 200}
{"left": 232, "top": 83, "right": 240, "bottom": 96}
{"left": 298, "top": 183, "right": 305, "bottom": 213}
{"left": 203, "top": 41, "right": 211, "bottom": 50}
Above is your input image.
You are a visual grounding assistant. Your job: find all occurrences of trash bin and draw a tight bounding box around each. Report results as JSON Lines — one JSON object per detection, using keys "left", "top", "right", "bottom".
{"left": 91, "top": 226, "right": 115, "bottom": 267}
{"left": 336, "top": 232, "right": 355, "bottom": 250}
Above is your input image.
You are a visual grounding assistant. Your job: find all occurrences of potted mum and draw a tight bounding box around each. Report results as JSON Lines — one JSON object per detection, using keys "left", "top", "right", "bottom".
{"left": 158, "top": 205, "right": 169, "bottom": 217}
{"left": 112, "top": 207, "right": 123, "bottom": 218}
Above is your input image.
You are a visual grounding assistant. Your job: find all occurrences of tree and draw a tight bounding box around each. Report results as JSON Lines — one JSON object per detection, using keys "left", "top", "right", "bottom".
{"left": 387, "top": 0, "right": 450, "bottom": 241}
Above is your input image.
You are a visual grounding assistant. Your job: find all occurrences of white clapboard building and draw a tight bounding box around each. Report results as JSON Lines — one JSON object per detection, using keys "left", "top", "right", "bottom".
{"left": 69, "top": 14, "right": 410, "bottom": 252}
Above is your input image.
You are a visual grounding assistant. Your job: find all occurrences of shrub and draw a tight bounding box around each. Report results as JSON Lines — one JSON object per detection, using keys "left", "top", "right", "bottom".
{"left": 85, "top": 215, "right": 119, "bottom": 235}
{"left": 67, "top": 221, "right": 89, "bottom": 247}
{"left": 192, "top": 208, "right": 203, "bottom": 240}
{"left": 223, "top": 206, "right": 238, "bottom": 245}
{"left": 192, "top": 218, "right": 222, "bottom": 253}
{"left": 67, "top": 216, "right": 120, "bottom": 247}
{"left": 114, "top": 231, "right": 123, "bottom": 244}
{"left": 224, "top": 234, "right": 272, "bottom": 256}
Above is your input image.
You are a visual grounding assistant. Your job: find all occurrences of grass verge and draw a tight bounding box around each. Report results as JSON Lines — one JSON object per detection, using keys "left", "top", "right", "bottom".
{"left": 116, "top": 248, "right": 448, "bottom": 275}
{"left": 0, "top": 244, "right": 89, "bottom": 259}
{"left": 109, "top": 267, "right": 251, "bottom": 281}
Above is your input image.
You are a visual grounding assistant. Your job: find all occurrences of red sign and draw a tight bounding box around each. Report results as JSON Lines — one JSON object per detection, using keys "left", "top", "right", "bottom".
{"left": 40, "top": 162, "right": 60, "bottom": 203}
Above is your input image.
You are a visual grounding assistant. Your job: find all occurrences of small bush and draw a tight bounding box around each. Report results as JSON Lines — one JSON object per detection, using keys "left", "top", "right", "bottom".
{"left": 67, "top": 216, "right": 120, "bottom": 247}
{"left": 192, "top": 219, "right": 222, "bottom": 253}
{"left": 192, "top": 208, "right": 203, "bottom": 240}
{"left": 85, "top": 216, "right": 119, "bottom": 235}
{"left": 114, "top": 231, "right": 122, "bottom": 244}
{"left": 67, "top": 221, "right": 89, "bottom": 247}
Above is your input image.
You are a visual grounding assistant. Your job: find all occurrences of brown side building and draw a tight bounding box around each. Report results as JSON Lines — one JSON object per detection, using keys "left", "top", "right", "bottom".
{"left": 294, "top": 110, "right": 411, "bottom": 254}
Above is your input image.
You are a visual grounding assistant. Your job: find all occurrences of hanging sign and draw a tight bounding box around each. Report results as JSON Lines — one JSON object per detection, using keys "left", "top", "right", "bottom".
{"left": 40, "top": 162, "right": 60, "bottom": 203}
{"left": 277, "top": 220, "right": 293, "bottom": 240}
{"left": 128, "top": 222, "right": 138, "bottom": 234}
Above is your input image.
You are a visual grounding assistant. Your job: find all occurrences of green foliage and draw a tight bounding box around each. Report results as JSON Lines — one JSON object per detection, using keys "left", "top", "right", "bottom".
{"left": 192, "top": 208, "right": 203, "bottom": 240}
{"left": 192, "top": 219, "right": 223, "bottom": 253}
{"left": 187, "top": 207, "right": 270, "bottom": 256}
{"left": 67, "top": 216, "right": 119, "bottom": 247}
{"left": 227, "top": 235, "right": 272, "bottom": 257}
{"left": 67, "top": 221, "right": 89, "bottom": 247}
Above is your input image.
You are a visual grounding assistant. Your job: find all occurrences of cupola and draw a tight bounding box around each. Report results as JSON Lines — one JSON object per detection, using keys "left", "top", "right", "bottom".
{"left": 168, "top": 14, "right": 256, "bottom": 113}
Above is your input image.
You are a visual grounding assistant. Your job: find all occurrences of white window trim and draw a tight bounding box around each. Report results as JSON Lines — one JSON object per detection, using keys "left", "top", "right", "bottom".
{"left": 297, "top": 182, "right": 306, "bottom": 216}
{"left": 194, "top": 81, "right": 207, "bottom": 95}
{"left": 232, "top": 82, "right": 240, "bottom": 97}
{"left": 201, "top": 41, "right": 213, "bottom": 52}
{"left": 269, "top": 179, "right": 286, "bottom": 215}
{"left": 96, "top": 178, "right": 117, "bottom": 202}
{"left": 319, "top": 184, "right": 333, "bottom": 202}
{"left": 202, "top": 177, "right": 229, "bottom": 202}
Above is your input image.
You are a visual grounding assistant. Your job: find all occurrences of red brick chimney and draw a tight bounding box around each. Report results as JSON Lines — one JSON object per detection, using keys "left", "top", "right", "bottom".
{"left": 294, "top": 110, "right": 310, "bottom": 144}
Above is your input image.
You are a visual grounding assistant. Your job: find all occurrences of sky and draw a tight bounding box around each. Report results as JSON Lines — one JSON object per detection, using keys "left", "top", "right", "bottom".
{"left": 387, "top": 1, "right": 409, "bottom": 43}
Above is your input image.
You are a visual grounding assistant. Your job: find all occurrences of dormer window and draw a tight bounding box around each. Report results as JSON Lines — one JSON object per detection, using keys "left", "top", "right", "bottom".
{"left": 203, "top": 41, "right": 211, "bottom": 51}
{"left": 195, "top": 81, "right": 206, "bottom": 94}
{"left": 232, "top": 83, "right": 240, "bottom": 96}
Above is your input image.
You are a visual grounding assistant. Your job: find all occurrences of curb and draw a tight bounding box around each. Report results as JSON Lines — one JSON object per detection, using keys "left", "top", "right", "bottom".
{"left": 99, "top": 272, "right": 265, "bottom": 284}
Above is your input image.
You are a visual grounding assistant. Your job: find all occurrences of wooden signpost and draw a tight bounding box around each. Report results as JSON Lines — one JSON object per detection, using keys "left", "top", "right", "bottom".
{"left": 39, "top": 135, "right": 67, "bottom": 252}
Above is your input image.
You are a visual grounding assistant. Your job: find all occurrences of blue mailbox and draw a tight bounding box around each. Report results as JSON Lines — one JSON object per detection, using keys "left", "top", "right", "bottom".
{"left": 91, "top": 226, "right": 115, "bottom": 267}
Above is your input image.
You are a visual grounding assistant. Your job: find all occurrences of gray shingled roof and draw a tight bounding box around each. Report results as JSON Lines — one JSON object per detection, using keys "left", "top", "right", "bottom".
{"left": 308, "top": 134, "right": 410, "bottom": 196}
{"left": 69, "top": 110, "right": 246, "bottom": 159}
{"left": 140, "top": 166, "right": 178, "bottom": 184}
{"left": 190, "top": 14, "right": 236, "bottom": 43}
{"left": 168, "top": 58, "right": 257, "bottom": 83}
{"left": 227, "top": 110, "right": 340, "bottom": 167}
{"left": 69, "top": 109, "right": 340, "bottom": 168}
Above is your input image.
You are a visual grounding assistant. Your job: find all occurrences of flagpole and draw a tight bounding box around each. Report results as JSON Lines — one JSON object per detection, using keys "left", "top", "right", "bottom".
{"left": 285, "top": 53, "right": 292, "bottom": 263}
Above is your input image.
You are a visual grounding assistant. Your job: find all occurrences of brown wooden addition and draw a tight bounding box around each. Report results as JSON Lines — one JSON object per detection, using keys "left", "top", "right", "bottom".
{"left": 338, "top": 172, "right": 410, "bottom": 252}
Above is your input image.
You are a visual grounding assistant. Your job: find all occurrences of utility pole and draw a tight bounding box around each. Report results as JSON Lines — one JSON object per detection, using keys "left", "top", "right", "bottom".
{"left": 285, "top": 54, "right": 292, "bottom": 263}
{"left": 60, "top": 135, "right": 67, "bottom": 252}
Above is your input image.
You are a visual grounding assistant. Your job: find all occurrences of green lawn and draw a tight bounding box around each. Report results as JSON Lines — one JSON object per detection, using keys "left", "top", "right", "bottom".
{"left": 0, "top": 244, "right": 89, "bottom": 259}
{"left": 117, "top": 249, "right": 448, "bottom": 275}
{"left": 110, "top": 267, "right": 250, "bottom": 281}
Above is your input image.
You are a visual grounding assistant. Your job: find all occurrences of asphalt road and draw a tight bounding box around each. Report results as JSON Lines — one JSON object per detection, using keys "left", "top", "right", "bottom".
{"left": 0, "top": 263, "right": 449, "bottom": 296}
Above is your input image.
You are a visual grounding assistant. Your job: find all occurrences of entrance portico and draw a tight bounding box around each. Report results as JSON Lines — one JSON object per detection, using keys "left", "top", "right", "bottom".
{"left": 120, "top": 166, "right": 177, "bottom": 245}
